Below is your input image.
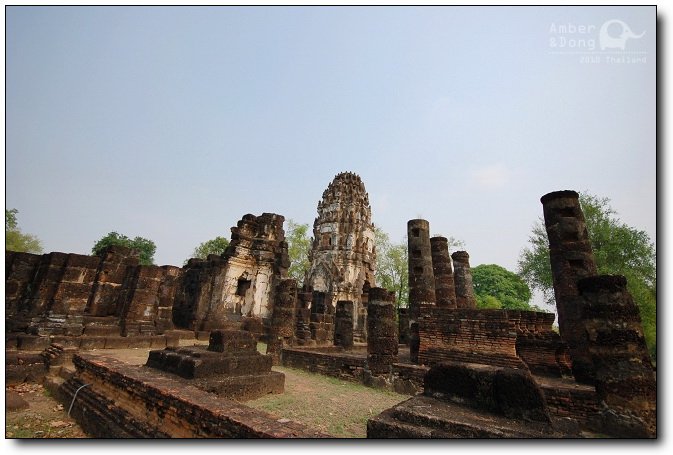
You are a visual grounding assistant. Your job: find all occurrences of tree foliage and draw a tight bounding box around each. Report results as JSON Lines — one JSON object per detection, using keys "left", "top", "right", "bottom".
{"left": 374, "top": 227, "right": 409, "bottom": 309}
{"left": 286, "top": 220, "right": 311, "bottom": 285}
{"left": 472, "top": 264, "right": 537, "bottom": 310}
{"left": 517, "top": 192, "right": 656, "bottom": 357}
{"left": 6, "top": 209, "right": 43, "bottom": 254}
{"left": 92, "top": 231, "right": 156, "bottom": 265}
{"left": 189, "top": 236, "right": 230, "bottom": 262}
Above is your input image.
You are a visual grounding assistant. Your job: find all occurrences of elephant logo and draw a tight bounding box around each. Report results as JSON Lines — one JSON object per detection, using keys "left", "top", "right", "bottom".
{"left": 599, "top": 19, "right": 645, "bottom": 50}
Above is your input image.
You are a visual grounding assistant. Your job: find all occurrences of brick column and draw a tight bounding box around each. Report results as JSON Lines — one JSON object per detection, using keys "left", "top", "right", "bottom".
{"left": 367, "top": 288, "right": 398, "bottom": 375}
{"left": 334, "top": 301, "right": 354, "bottom": 349}
{"left": 407, "top": 219, "right": 435, "bottom": 363}
{"left": 541, "top": 190, "right": 598, "bottom": 384}
{"left": 578, "top": 275, "right": 656, "bottom": 437}
{"left": 295, "top": 286, "right": 313, "bottom": 346}
{"left": 430, "top": 236, "right": 457, "bottom": 308}
{"left": 267, "top": 279, "right": 297, "bottom": 364}
{"left": 451, "top": 251, "right": 477, "bottom": 309}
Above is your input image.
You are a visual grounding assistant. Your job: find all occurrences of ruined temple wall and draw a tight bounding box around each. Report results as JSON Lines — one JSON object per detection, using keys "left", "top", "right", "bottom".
{"left": 507, "top": 310, "right": 572, "bottom": 377}
{"left": 5, "top": 252, "right": 42, "bottom": 330}
{"left": 418, "top": 307, "right": 526, "bottom": 369}
{"left": 172, "top": 213, "right": 289, "bottom": 333}
{"left": 86, "top": 246, "right": 140, "bottom": 317}
{"left": 6, "top": 213, "right": 289, "bottom": 341}
{"left": 118, "top": 265, "right": 182, "bottom": 336}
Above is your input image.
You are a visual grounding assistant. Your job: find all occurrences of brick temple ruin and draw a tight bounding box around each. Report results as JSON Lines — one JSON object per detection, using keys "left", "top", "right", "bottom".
{"left": 305, "top": 172, "right": 376, "bottom": 338}
{"left": 5, "top": 177, "right": 656, "bottom": 438}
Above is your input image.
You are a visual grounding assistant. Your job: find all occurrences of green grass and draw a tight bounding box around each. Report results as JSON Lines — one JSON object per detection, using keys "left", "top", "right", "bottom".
{"left": 247, "top": 365, "right": 409, "bottom": 438}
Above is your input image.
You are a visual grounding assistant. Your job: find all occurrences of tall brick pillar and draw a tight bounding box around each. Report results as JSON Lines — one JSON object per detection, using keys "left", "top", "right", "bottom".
{"left": 407, "top": 219, "right": 436, "bottom": 364}
{"left": 451, "top": 251, "right": 477, "bottom": 309}
{"left": 295, "top": 286, "right": 314, "bottom": 346}
{"left": 541, "top": 190, "right": 598, "bottom": 384}
{"left": 430, "top": 236, "right": 457, "bottom": 308}
{"left": 267, "top": 279, "right": 298, "bottom": 364}
{"left": 578, "top": 275, "right": 656, "bottom": 438}
{"left": 334, "top": 300, "right": 354, "bottom": 349}
{"left": 367, "top": 288, "right": 398, "bottom": 375}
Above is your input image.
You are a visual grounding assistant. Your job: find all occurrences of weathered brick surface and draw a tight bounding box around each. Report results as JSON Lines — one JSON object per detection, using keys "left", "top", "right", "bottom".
{"left": 87, "top": 246, "right": 139, "bottom": 317}
{"left": 539, "top": 380, "right": 598, "bottom": 427}
{"left": 305, "top": 172, "right": 376, "bottom": 336}
{"left": 418, "top": 307, "right": 527, "bottom": 370}
{"left": 334, "top": 300, "right": 354, "bottom": 349}
{"left": 541, "top": 190, "right": 598, "bottom": 384}
{"left": 430, "top": 237, "right": 457, "bottom": 308}
{"left": 267, "top": 279, "right": 298, "bottom": 362}
{"left": 5, "top": 252, "right": 42, "bottom": 331}
{"left": 367, "top": 288, "right": 398, "bottom": 375}
{"left": 451, "top": 251, "right": 477, "bottom": 309}
{"left": 578, "top": 275, "right": 656, "bottom": 438}
{"left": 407, "top": 219, "right": 435, "bottom": 364}
{"left": 147, "top": 329, "right": 283, "bottom": 401}
{"left": 508, "top": 310, "right": 572, "bottom": 377}
{"left": 424, "top": 361, "right": 552, "bottom": 423}
{"left": 61, "top": 354, "right": 328, "bottom": 438}
{"left": 281, "top": 347, "right": 367, "bottom": 382}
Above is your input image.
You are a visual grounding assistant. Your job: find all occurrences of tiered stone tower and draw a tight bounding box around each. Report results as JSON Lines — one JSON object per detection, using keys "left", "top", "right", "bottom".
{"left": 306, "top": 172, "right": 376, "bottom": 331}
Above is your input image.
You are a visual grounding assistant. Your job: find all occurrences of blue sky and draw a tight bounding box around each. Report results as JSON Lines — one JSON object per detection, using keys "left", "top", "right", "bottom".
{"left": 5, "top": 6, "right": 656, "bottom": 308}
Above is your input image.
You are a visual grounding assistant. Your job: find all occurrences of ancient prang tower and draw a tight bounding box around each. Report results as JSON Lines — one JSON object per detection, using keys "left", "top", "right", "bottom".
{"left": 305, "top": 172, "right": 376, "bottom": 331}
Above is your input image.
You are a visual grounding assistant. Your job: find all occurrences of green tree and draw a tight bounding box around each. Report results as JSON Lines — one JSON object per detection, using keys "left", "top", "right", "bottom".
{"left": 517, "top": 192, "right": 656, "bottom": 357}
{"left": 374, "top": 228, "right": 409, "bottom": 309}
{"left": 472, "top": 264, "right": 537, "bottom": 311}
{"left": 286, "top": 220, "right": 311, "bottom": 285}
{"left": 6, "top": 209, "right": 43, "bottom": 254}
{"left": 92, "top": 231, "right": 156, "bottom": 265}
{"left": 189, "top": 236, "right": 230, "bottom": 262}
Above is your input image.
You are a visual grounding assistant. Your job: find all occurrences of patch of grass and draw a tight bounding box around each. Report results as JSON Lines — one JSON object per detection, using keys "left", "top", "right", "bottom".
{"left": 247, "top": 365, "right": 409, "bottom": 438}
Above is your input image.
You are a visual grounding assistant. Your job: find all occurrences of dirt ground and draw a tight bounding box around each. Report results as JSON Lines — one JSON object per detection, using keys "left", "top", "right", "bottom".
{"left": 5, "top": 382, "right": 88, "bottom": 439}
{"left": 5, "top": 341, "right": 410, "bottom": 439}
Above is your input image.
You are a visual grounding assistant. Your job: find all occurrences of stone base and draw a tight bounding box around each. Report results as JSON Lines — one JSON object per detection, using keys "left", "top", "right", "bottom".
{"left": 146, "top": 346, "right": 273, "bottom": 379}
{"left": 194, "top": 371, "right": 285, "bottom": 401}
{"left": 367, "top": 395, "right": 563, "bottom": 438}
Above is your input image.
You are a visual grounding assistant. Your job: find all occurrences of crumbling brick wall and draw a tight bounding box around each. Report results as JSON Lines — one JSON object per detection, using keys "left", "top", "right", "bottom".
{"left": 508, "top": 310, "right": 572, "bottom": 377}
{"left": 418, "top": 307, "right": 527, "bottom": 370}
{"left": 578, "top": 275, "right": 656, "bottom": 438}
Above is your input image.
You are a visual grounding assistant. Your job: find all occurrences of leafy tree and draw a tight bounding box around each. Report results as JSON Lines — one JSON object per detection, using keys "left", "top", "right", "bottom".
{"left": 286, "top": 220, "right": 311, "bottom": 285}
{"left": 517, "top": 192, "right": 656, "bottom": 357}
{"left": 92, "top": 231, "right": 156, "bottom": 265}
{"left": 6, "top": 208, "right": 43, "bottom": 254}
{"left": 374, "top": 227, "right": 409, "bottom": 309}
{"left": 189, "top": 236, "right": 230, "bottom": 262}
{"left": 472, "top": 264, "right": 538, "bottom": 310}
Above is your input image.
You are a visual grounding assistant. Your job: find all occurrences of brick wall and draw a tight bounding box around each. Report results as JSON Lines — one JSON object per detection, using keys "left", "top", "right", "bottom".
{"left": 60, "top": 353, "right": 328, "bottom": 438}
{"left": 418, "top": 307, "right": 526, "bottom": 369}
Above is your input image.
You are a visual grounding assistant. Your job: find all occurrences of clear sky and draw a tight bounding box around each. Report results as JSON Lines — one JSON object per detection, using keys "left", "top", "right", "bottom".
{"left": 5, "top": 6, "right": 656, "bottom": 297}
